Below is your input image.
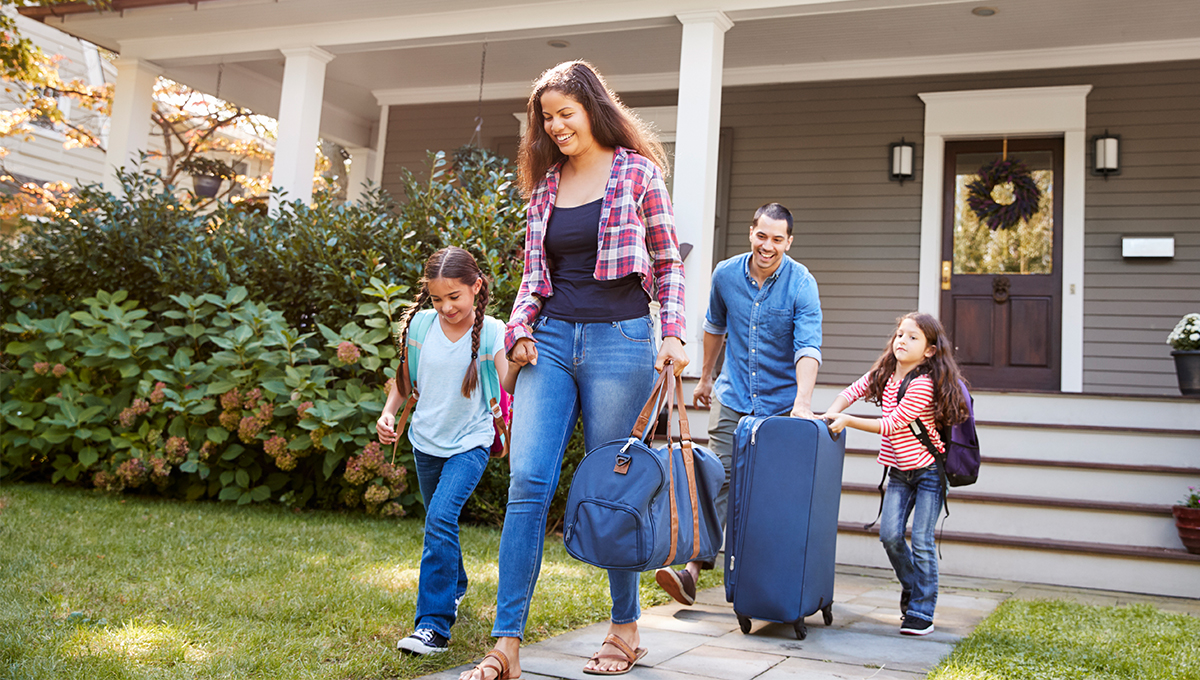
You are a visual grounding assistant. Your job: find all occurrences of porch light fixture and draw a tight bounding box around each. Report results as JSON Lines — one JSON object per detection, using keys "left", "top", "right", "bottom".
{"left": 1092, "top": 130, "right": 1120, "bottom": 178}
{"left": 889, "top": 138, "right": 915, "bottom": 184}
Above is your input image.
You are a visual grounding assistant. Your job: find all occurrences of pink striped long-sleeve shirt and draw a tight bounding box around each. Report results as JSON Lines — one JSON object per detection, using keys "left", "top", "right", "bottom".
{"left": 840, "top": 372, "right": 943, "bottom": 470}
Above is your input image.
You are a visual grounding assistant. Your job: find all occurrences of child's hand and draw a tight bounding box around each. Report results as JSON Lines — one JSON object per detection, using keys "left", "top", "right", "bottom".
{"left": 822, "top": 412, "right": 850, "bottom": 435}
{"left": 376, "top": 413, "right": 397, "bottom": 445}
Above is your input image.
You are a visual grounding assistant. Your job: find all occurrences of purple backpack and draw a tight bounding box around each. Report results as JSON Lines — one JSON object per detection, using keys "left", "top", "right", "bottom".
{"left": 897, "top": 373, "right": 980, "bottom": 487}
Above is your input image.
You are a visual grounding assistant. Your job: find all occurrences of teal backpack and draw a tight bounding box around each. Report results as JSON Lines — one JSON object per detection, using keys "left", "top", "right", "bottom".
{"left": 391, "top": 310, "right": 510, "bottom": 458}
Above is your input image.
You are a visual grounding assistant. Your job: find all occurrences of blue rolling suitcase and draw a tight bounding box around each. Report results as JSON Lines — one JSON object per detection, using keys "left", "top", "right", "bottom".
{"left": 723, "top": 415, "right": 846, "bottom": 640}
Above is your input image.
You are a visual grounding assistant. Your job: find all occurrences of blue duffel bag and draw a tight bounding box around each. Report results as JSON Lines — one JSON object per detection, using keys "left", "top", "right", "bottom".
{"left": 563, "top": 366, "right": 724, "bottom": 572}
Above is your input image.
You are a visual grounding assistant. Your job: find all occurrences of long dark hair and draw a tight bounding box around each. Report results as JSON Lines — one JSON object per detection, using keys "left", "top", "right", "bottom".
{"left": 862, "top": 312, "right": 970, "bottom": 429}
{"left": 397, "top": 247, "right": 490, "bottom": 398}
{"left": 517, "top": 60, "right": 668, "bottom": 196}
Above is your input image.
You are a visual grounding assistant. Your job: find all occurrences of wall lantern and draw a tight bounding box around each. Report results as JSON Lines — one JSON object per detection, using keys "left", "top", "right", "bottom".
{"left": 1092, "top": 130, "right": 1120, "bottom": 178}
{"left": 889, "top": 138, "right": 915, "bottom": 184}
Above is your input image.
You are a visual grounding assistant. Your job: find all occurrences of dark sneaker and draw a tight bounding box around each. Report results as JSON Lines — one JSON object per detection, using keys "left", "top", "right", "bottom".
{"left": 900, "top": 590, "right": 911, "bottom": 617}
{"left": 397, "top": 628, "right": 449, "bottom": 655}
{"left": 655, "top": 567, "right": 696, "bottom": 606}
{"left": 900, "top": 615, "right": 934, "bottom": 636}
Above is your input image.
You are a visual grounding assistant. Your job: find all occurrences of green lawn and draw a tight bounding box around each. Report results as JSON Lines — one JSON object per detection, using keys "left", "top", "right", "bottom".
{"left": 0, "top": 483, "right": 667, "bottom": 680}
{"left": 929, "top": 598, "right": 1200, "bottom": 680}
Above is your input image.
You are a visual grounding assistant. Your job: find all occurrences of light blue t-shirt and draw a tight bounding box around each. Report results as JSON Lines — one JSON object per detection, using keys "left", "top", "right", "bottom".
{"left": 408, "top": 315, "right": 506, "bottom": 458}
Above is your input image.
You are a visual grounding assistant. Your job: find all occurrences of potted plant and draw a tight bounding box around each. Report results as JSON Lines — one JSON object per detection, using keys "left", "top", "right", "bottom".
{"left": 1166, "top": 313, "right": 1200, "bottom": 396}
{"left": 1173, "top": 486, "right": 1200, "bottom": 554}
{"left": 179, "top": 156, "right": 236, "bottom": 198}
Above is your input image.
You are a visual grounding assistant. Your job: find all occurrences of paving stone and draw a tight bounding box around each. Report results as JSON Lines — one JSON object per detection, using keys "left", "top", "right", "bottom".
{"left": 519, "top": 647, "right": 699, "bottom": 680}
{"left": 706, "top": 627, "right": 956, "bottom": 674}
{"left": 638, "top": 611, "right": 740, "bottom": 637}
{"left": 655, "top": 643, "right": 786, "bottom": 680}
{"left": 755, "top": 656, "right": 925, "bottom": 679}
{"left": 531, "top": 622, "right": 709, "bottom": 669}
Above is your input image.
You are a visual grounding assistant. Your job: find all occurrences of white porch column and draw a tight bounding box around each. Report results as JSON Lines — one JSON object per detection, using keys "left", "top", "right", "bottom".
{"left": 672, "top": 11, "right": 732, "bottom": 375}
{"left": 104, "top": 58, "right": 159, "bottom": 193}
{"left": 271, "top": 46, "right": 334, "bottom": 211}
{"left": 344, "top": 146, "right": 377, "bottom": 203}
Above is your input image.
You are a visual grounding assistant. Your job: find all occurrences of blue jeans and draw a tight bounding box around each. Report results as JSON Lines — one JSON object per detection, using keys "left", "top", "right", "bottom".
{"left": 413, "top": 445, "right": 490, "bottom": 639}
{"left": 492, "top": 316, "right": 658, "bottom": 639}
{"left": 879, "top": 464, "right": 943, "bottom": 622}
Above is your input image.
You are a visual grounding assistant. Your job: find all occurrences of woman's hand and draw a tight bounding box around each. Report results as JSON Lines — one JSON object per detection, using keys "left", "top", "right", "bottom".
{"left": 656, "top": 336, "right": 689, "bottom": 376}
{"left": 509, "top": 337, "right": 538, "bottom": 367}
{"left": 376, "top": 412, "right": 397, "bottom": 445}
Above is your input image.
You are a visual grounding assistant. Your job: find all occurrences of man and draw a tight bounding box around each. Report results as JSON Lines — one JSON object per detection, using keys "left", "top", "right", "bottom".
{"left": 655, "top": 202, "right": 823, "bottom": 605}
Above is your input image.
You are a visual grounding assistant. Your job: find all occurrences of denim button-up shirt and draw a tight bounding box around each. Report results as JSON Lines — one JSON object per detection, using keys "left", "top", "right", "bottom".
{"left": 705, "top": 253, "right": 822, "bottom": 416}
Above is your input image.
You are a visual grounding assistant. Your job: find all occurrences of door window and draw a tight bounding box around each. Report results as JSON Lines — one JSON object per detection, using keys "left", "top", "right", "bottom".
{"left": 952, "top": 150, "right": 1054, "bottom": 275}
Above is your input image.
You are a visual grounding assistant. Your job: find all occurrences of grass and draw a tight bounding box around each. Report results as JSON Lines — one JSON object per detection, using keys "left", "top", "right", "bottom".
{"left": 0, "top": 483, "right": 668, "bottom": 679}
{"left": 929, "top": 598, "right": 1200, "bottom": 680}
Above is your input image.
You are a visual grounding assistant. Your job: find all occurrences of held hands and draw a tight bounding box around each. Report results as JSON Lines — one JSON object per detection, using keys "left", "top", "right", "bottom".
{"left": 376, "top": 412, "right": 398, "bottom": 445}
{"left": 656, "top": 336, "right": 689, "bottom": 377}
{"left": 509, "top": 337, "right": 538, "bottom": 367}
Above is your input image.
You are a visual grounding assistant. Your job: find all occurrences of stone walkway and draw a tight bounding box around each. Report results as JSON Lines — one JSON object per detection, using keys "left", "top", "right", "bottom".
{"left": 424, "top": 565, "right": 1200, "bottom": 680}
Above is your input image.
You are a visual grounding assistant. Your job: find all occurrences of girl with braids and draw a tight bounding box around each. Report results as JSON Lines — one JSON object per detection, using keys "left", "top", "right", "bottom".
{"left": 822, "top": 312, "right": 970, "bottom": 637}
{"left": 461, "top": 60, "right": 688, "bottom": 680}
{"left": 377, "top": 247, "right": 515, "bottom": 656}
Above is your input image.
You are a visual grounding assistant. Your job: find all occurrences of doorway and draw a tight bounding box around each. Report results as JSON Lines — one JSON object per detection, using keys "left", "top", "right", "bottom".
{"left": 940, "top": 137, "right": 1064, "bottom": 391}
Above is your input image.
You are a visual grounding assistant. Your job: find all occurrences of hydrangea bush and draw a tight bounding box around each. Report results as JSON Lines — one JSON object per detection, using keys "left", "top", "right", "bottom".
{"left": 1167, "top": 313, "right": 1200, "bottom": 352}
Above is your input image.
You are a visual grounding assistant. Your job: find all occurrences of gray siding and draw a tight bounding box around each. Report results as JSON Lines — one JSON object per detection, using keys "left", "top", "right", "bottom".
{"left": 380, "top": 60, "right": 1200, "bottom": 396}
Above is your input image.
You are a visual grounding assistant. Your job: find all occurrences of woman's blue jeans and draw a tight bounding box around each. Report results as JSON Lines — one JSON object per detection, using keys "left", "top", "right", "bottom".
{"left": 879, "top": 464, "right": 943, "bottom": 623}
{"left": 412, "top": 445, "right": 490, "bottom": 639}
{"left": 492, "top": 316, "right": 658, "bottom": 639}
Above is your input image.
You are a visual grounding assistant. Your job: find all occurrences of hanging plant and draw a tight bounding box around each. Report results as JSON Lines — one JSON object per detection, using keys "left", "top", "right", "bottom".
{"left": 965, "top": 158, "right": 1041, "bottom": 230}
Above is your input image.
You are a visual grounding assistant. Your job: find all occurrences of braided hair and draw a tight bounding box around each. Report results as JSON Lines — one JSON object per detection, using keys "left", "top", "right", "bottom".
{"left": 395, "top": 247, "right": 491, "bottom": 398}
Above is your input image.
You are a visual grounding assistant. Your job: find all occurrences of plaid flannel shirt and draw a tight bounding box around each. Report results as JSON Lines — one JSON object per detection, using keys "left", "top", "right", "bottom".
{"left": 505, "top": 147, "right": 687, "bottom": 351}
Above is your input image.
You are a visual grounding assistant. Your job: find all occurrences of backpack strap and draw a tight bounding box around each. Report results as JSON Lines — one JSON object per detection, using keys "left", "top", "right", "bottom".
{"left": 863, "top": 465, "right": 889, "bottom": 530}
{"left": 479, "top": 317, "right": 510, "bottom": 459}
{"left": 405, "top": 310, "right": 437, "bottom": 393}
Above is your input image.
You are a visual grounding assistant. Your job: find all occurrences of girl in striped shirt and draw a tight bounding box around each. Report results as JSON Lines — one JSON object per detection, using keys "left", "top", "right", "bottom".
{"left": 823, "top": 312, "right": 969, "bottom": 637}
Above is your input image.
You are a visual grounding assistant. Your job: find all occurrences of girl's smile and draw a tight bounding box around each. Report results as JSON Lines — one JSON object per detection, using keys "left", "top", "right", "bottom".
{"left": 427, "top": 276, "right": 482, "bottom": 336}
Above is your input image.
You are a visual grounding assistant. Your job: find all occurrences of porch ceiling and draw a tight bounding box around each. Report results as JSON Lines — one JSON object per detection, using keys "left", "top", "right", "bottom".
{"left": 25, "top": 0, "right": 1200, "bottom": 147}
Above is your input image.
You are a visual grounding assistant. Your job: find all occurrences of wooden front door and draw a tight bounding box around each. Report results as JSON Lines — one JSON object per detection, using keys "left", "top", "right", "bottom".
{"left": 941, "top": 138, "right": 1063, "bottom": 391}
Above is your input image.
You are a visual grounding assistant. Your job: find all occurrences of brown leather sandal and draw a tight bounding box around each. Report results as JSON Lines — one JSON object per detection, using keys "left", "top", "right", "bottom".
{"left": 466, "top": 649, "right": 519, "bottom": 680}
{"left": 582, "top": 633, "right": 648, "bottom": 676}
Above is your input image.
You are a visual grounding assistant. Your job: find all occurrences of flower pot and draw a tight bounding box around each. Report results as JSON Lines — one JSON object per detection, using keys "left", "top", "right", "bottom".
{"left": 1172, "top": 350, "right": 1200, "bottom": 397}
{"left": 1173, "top": 505, "right": 1200, "bottom": 554}
{"left": 191, "top": 174, "right": 223, "bottom": 198}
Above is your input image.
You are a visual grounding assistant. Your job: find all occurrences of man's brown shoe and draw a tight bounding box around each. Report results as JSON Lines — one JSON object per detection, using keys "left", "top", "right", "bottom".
{"left": 654, "top": 567, "right": 696, "bottom": 606}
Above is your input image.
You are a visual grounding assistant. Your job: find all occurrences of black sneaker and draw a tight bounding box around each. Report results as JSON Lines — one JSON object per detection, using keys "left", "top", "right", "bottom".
{"left": 397, "top": 628, "right": 449, "bottom": 655}
{"left": 900, "top": 590, "right": 911, "bottom": 617}
{"left": 900, "top": 615, "right": 934, "bottom": 636}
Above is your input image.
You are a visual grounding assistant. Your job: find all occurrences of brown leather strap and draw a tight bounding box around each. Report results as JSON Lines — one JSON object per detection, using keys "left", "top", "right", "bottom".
{"left": 390, "top": 391, "right": 418, "bottom": 463}
{"left": 661, "top": 368, "right": 680, "bottom": 567}
{"left": 675, "top": 376, "right": 702, "bottom": 561}
{"left": 631, "top": 366, "right": 671, "bottom": 441}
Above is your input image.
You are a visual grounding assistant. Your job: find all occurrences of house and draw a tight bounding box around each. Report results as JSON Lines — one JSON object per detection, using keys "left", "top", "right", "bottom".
{"left": 20, "top": 0, "right": 1199, "bottom": 598}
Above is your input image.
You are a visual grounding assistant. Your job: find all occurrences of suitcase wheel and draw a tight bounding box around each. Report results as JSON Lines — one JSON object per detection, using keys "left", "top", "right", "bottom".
{"left": 793, "top": 621, "right": 807, "bottom": 640}
{"left": 736, "top": 614, "right": 752, "bottom": 634}
{"left": 822, "top": 603, "right": 834, "bottom": 626}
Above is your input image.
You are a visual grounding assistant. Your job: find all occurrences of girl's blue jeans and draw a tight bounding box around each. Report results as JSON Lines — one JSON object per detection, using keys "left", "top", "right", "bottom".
{"left": 879, "top": 463, "right": 943, "bottom": 623}
{"left": 492, "top": 315, "right": 658, "bottom": 639}
{"left": 412, "top": 445, "right": 489, "bottom": 639}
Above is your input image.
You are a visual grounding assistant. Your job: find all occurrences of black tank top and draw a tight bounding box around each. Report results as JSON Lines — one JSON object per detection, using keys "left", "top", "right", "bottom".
{"left": 540, "top": 198, "right": 650, "bottom": 323}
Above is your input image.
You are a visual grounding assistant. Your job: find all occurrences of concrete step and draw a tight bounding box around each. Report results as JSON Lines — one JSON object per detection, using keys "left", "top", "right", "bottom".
{"left": 841, "top": 450, "right": 1200, "bottom": 505}
{"left": 835, "top": 527, "right": 1200, "bottom": 600}
{"left": 838, "top": 484, "right": 1181, "bottom": 550}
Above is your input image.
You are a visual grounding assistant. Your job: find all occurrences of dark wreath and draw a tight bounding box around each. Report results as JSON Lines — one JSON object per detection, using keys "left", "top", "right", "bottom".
{"left": 965, "top": 158, "right": 1042, "bottom": 231}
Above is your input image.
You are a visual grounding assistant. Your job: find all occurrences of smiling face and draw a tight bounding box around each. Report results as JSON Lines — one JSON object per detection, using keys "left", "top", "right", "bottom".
{"left": 892, "top": 317, "right": 937, "bottom": 369}
{"left": 748, "top": 215, "right": 794, "bottom": 279}
{"left": 426, "top": 276, "right": 481, "bottom": 332}
{"left": 540, "top": 89, "right": 597, "bottom": 159}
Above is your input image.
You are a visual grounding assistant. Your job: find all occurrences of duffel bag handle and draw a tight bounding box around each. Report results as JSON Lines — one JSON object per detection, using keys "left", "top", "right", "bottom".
{"left": 631, "top": 364, "right": 673, "bottom": 442}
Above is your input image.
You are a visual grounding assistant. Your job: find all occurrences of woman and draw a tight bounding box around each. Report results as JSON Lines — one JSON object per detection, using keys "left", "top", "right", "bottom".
{"left": 460, "top": 60, "right": 688, "bottom": 680}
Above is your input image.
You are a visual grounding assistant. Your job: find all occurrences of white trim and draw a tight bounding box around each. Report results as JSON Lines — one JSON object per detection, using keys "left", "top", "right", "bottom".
{"left": 373, "top": 104, "right": 389, "bottom": 186}
{"left": 917, "top": 85, "right": 1091, "bottom": 393}
{"left": 371, "top": 37, "right": 1200, "bottom": 105}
